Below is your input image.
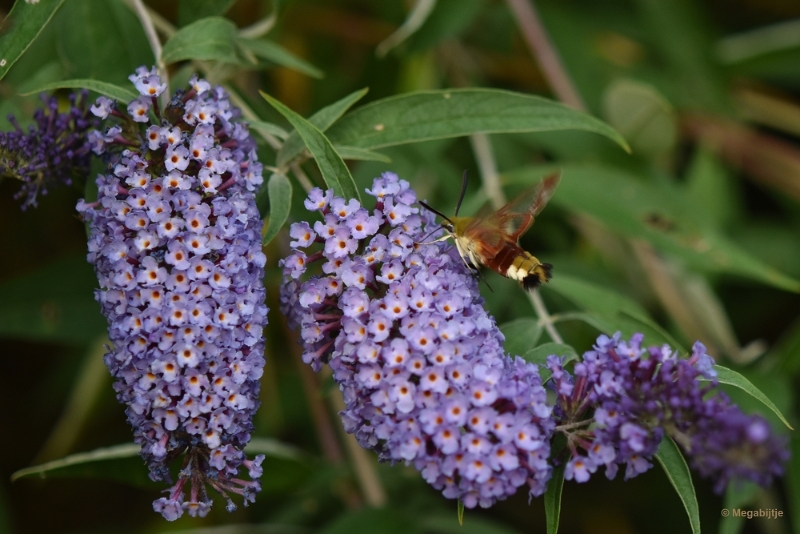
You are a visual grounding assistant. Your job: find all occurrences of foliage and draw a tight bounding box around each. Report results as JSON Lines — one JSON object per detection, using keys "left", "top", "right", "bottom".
{"left": 1, "top": 0, "right": 798, "bottom": 533}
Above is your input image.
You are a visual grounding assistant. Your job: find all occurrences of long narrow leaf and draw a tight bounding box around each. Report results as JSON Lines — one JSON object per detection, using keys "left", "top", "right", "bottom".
{"left": 334, "top": 145, "right": 391, "bottom": 163}
{"left": 238, "top": 37, "right": 323, "bottom": 78}
{"left": 655, "top": 437, "right": 701, "bottom": 534}
{"left": 499, "top": 318, "right": 542, "bottom": 358}
{"left": 262, "top": 92, "right": 360, "bottom": 201}
{"left": 161, "top": 16, "right": 240, "bottom": 64}
{"left": 0, "top": 0, "right": 65, "bottom": 81}
{"left": 20, "top": 79, "right": 137, "bottom": 102}
{"left": 247, "top": 119, "right": 289, "bottom": 140}
{"left": 544, "top": 463, "right": 566, "bottom": 534}
{"left": 261, "top": 173, "right": 293, "bottom": 245}
{"left": 11, "top": 442, "right": 139, "bottom": 479}
{"left": 277, "top": 87, "right": 369, "bottom": 166}
{"left": 711, "top": 365, "right": 793, "bottom": 429}
{"left": 547, "top": 273, "right": 683, "bottom": 350}
{"left": 325, "top": 89, "right": 630, "bottom": 151}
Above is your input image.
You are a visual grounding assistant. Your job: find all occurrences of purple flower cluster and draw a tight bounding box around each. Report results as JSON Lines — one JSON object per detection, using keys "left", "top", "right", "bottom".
{"left": 548, "top": 333, "right": 788, "bottom": 492}
{"left": 1, "top": 91, "right": 97, "bottom": 209}
{"left": 280, "top": 173, "right": 555, "bottom": 508}
{"left": 77, "top": 67, "right": 267, "bottom": 520}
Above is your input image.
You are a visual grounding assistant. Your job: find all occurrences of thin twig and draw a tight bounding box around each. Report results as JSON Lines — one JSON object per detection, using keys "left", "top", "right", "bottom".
{"left": 531, "top": 290, "right": 563, "bottom": 344}
{"left": 505, "top": 0, "right": 586, "bottom": 111}
{"left": 225, "top": 87, "right": 283, "bottom": 151}
{"left": 290, "top": 161, "right": 315, "bottom": 194}
{"left": 469, "top": 133, "right": 505, "bottom": 209}
{"left": 128, "top": 0, "right": 176, "bottom": 37}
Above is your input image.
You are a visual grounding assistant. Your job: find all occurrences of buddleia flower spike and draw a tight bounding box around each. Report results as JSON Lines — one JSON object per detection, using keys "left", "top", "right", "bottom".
{"left": 78, "top": 67, "right": 268, "bottom": 520}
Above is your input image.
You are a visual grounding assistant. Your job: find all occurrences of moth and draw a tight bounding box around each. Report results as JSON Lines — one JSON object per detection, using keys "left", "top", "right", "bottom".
{"left": 418, "top": 171, "right": 560, "bottom": 291}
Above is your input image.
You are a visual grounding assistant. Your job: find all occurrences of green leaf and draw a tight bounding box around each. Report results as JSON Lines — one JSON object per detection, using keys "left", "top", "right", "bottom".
{"left": 325, "top": 89, "right": 629, "bottom": 151}
{"left": 237, "top": 37, "right": 323, "bottom": 78}
{"left": 547, "top": 273, "right": 683, "bottom": 350}
{"left": 261, "top": 91, "right": 360, "bottom": 202}
{"left": 505, "top": 164, "right": 800, "bottom": 292}
{"left": 685, "top": 147, "right": 736, "bottom": 230}
{"left": 522, "top": 342, "right": 578, "bottom": 366}
{"left": 261, "top": 173, "right": 293, "bottom": 245}
{"left": 277, "top": 87, "right": 369, "bottom": 167}
{"left": 0, "top": 0, "right": 65, "bottom": 82}
{"left": 601, "top": 79, "right": 678, "bottom": 158}
{"left": 499, "top": 317, "right": 542, "bottom": 357}
{"left": 178, "top": 0, "right": 236, "bottom": 26}
{"left": 457, "top": 499, "right": 465, "bottom": 526}
{"left": 655, "top": 437, "right": 701, "bottom": 534}
{"left": 246, "top": 119, "right": 290, "bottom": 139}
{"left": 334, "top": 145, "right": 391, "bottom": 163}
{"left": 10, "top": 437, "right": 303, "bottom": 488}
{"left": 244, "top": 437, "right": 305, "bottom": 461}
{"left": 19, "top": 79, "right": 137, "bottom": 102}
{"left": 161, "top": 16, "right": 240, "bottom": 65}
{"left": 544, "top": 463, "right": 565, "bottom": 534}
{"left": 711, "top": 365, "right": 793, "bottom": 430}
{"left": 55, "top": 0, "right": 153, "bottom": 85}
{"left": 15, "top": 60, "right": 63, "bottom": 96}
{"left": 522, "top": 343, "right": 577, "bottom": 384}
{"left": 10, "top": 443, "right": 154, "bottom": 487}
{"left": 0, "top": 255, "right": 106, "bottom": 345}
{"left": 548, "top": 273, "right": 650, "bottom": 321}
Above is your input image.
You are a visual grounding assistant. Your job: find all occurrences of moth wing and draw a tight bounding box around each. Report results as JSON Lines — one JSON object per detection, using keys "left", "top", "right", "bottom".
{"left": 466, "top": 172, "right": 561, "bottom": 242}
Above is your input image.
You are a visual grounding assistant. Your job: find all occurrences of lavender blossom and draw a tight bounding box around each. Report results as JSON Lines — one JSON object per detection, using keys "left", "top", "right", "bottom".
{"left": 77, "top": 67, "right": 267, "bottom": 520}
{"left": 549, "top": 333, "right": 788, "bottom": 492}
{"left": 281, "top": 173, "right": 555, "bottom": 508}
{"left": 1, "top": 91, "right": 97, "bottom": 209}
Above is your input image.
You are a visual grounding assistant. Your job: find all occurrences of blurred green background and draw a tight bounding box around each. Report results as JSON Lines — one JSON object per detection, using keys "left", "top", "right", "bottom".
{"left": 1, "top": 0, "right": 800, "bottom": 533}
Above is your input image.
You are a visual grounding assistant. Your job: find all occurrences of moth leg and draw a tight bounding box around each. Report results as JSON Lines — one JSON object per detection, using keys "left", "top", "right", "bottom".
{"left": 455, "top": 242, "right": 493, "bottom": 292}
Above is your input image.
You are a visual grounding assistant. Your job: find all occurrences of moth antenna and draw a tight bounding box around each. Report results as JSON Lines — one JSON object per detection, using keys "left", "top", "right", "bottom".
{"left": 418, "top": 200, "right": 454, "bottom": 226}
{"left": 454, "top": 169, "right": 469, "bottom": 216}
